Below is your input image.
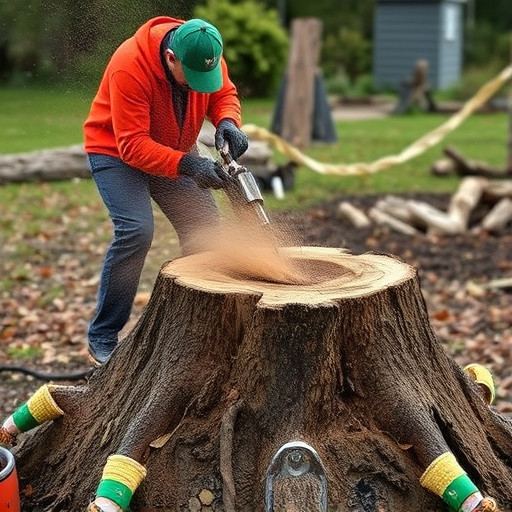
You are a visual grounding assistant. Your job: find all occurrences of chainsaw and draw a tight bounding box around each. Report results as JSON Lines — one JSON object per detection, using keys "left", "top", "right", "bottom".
{"left": 219, "top": 143, "right": 271, "bottom": 227}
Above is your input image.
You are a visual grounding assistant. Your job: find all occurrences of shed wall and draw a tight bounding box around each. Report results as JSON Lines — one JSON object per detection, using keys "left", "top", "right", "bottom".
{"left": 373, "top": 1, "right": 464, "bottom": 90}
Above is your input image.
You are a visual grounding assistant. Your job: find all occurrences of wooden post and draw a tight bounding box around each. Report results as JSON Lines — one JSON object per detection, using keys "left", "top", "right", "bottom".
{"left": 281, "top": 18, "right": 323, "bottom": 148}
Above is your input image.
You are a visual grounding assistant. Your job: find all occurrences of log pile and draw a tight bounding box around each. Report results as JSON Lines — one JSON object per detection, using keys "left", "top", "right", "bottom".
{"left": 337, "top": 177, "right": 512, "bottom": 236}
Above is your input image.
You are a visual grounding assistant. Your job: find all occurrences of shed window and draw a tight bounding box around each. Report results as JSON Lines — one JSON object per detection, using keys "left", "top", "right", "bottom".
{"left": 444, "top": 4, "right": 458, "bottom": 41}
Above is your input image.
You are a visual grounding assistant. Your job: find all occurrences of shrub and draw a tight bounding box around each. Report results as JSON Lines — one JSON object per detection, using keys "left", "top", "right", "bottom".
{"left": 322, "top": 27, "right": 372, "bottom": 85}
{"left": 465, "top": 22, "right": 510, "bottom": 69}
{"left": 447, "top": 63, "right": 508, "bottom": 102}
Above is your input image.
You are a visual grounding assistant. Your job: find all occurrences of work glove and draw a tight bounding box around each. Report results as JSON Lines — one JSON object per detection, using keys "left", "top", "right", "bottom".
{"left": 214, "top": 119, "right": 249, "bottom": 160}
{"left": 178, "top": 153, "right": 231, "bottom": 190}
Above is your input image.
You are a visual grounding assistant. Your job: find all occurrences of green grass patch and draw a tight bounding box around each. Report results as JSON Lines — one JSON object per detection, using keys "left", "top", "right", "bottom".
{"left": 6, "top": 345, "right": 44, "bottom": 360}
{"left": 264, "top": 111, "right": 509, "bottom": 210}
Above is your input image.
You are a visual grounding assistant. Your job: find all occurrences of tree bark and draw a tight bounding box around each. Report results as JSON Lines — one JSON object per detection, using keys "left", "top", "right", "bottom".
{"left": 12, "top": 247, "right": 512, "bottom": 511}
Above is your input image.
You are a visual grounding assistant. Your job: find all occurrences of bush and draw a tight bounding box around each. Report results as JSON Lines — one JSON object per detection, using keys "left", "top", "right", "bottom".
{"left": 194, "top": 0, "right": 288, "bottom": 98}
{"left": 324, "top": 73, "right": 376, "bottom": 98}
{"left": 322, "top": 27, "right": 372, "bottom": 85}
{"left": 444, "top": 64, "right": 508, "bottom": 102}
{"left": 465, "top": 23, "right": 511, "bottom": 70}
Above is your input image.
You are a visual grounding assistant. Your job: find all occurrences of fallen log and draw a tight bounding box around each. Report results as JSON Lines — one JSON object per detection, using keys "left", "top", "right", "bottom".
{"left": 374, "top": 195, "right": 417, "bottom": 226}
{"left": 447, "top": 176, "right": 488, "bottom": 231}
{"left": 334, "top": 178, "right": 512, "bottom": 236}
{"left": 361, "top": 178, "right": 510, "bottom": 236}
{"left": 0, "top": 145, "right": 89, "bottom": 183}
{"left": 405, "top": 200, "right": 463, "bottom": 235}
{"left": 431, "top": 157, "right": 456, "bottom": 176}
{"left": 479, "top": 197, "right": 512, "bottom": 232}
{"left": 0, "top": 126, "right": 275, "bottom": 184}
{"left": 482, "top": 180, "right": 512, "bottom": 201}
{"left": 336, "top": 201, "right": 371, "bottom": 228}
{"left": 10, "top": 246, "right": 512, "bottom": 511}
{"left": 482, "top": 276, "right": 512, "bottom": 290}
{"left": 433, "top": 146, "right": 512, "bottom": 179}
{"left": 368, "top": 206, "right": 420, "bottom": 235}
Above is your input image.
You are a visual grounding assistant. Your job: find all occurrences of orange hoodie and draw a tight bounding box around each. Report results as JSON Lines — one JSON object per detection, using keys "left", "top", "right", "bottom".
{"left": 83, "top": 16, "right": 242, "bottom": 178}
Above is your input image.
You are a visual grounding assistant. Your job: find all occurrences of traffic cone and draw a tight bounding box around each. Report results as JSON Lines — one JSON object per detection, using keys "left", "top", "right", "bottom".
{"left": 0, "top": 447, "right": 20, "bottom": 512}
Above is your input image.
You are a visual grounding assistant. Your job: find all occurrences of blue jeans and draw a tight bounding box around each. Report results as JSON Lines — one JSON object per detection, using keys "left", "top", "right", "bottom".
{"left": 87, "top": 153, "right": 218, "bottom": 360}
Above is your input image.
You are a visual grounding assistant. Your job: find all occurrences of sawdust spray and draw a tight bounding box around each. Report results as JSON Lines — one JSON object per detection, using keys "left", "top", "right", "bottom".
{"left": 181, "top": 201, "right": 337, "bottom": 286}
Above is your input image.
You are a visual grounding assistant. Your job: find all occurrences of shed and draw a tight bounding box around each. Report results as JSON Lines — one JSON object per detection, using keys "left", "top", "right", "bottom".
{"left": 373, "top": 0, "right": 467, "bottom": 91}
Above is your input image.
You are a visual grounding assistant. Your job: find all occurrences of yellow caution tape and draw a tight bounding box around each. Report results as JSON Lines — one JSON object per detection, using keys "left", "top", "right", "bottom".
{"left": 27, "top": 384, "right": 64, "bottom": 424}
{"left": 464, "top": 363, "right": 496, "bottom": 405}
{"left": 243, "top": 64, "right": 512, "bottom": 176}
{"left": 420, "top": 452, "right": 465, "bottom": 496}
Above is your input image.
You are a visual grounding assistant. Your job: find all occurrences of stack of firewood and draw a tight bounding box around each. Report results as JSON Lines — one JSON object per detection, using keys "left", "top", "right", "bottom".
{"left": 337, "top": 177, "right": 512, "bottom": 236}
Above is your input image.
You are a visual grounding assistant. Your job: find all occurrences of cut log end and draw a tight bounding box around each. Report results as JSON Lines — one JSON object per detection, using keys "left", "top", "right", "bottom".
{"left": 162, "top": 246, "right": 416, "bottom": 305}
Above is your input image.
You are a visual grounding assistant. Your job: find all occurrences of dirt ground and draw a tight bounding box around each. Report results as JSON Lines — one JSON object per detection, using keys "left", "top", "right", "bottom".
{"left": 1, "top": 192, "right": 511, "bottom": 422}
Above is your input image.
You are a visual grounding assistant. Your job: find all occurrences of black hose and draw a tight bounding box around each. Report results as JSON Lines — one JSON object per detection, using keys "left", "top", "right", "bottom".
{"left": 0, "top": 365, "right": 94, "bottom": 381}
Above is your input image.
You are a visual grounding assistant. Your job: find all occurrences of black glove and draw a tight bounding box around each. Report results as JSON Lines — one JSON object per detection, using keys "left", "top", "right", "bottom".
{"left": 214, "top": 119, "right": 249, "bottom": 160}
{"left": 178, "top": 153, "right": 231, "bottom": 190}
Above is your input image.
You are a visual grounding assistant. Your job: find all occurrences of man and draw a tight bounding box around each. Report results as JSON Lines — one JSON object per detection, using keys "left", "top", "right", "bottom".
{"left": 83, "top": 16, "right": 248, "bottom": 365}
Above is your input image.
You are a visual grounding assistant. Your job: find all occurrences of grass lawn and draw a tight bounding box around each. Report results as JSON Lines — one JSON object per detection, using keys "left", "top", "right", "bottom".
{"left": 0, "top": 86, "right": 509, "bottom": 212}
{"left": 0, "top": 86, "right": 95, "bottom": 154}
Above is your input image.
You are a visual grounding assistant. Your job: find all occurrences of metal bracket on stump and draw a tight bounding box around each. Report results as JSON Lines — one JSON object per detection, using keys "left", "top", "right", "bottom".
{"left": 265, "top": 441, "right": 327, "bottom": 512}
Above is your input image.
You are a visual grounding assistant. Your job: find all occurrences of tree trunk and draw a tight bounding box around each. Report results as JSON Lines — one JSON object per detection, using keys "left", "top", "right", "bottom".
{"left": 13, "top": 247, "right": 512, "bottom": 511}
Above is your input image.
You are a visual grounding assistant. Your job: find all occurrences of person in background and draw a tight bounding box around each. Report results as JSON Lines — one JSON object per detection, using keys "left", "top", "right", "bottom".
{"left": 83, "top": 16, "right": 248, "bottom": 365}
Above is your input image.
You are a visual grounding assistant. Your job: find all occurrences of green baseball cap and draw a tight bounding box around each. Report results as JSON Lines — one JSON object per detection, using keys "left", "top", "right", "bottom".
{"left": 170, "top": 19, "right": 223, "bottom": 93}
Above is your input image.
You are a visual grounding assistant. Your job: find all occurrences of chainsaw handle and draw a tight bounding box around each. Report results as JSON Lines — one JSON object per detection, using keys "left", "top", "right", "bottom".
{"left": 220, "top": 142, "right": 234, "bottom": 166}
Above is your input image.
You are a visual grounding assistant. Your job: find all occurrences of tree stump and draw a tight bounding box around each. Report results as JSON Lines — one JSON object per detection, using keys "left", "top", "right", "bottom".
{"left": 12, "top": 247, "right": 512, "bottom": 511}
{"left": 393, "top": 60, "right": 437, "bottom": 115}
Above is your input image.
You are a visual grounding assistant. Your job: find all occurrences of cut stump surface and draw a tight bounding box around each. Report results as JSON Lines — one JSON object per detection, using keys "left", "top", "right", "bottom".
{"left": 164, "top": 246, "right": 414, "bottom": 304}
